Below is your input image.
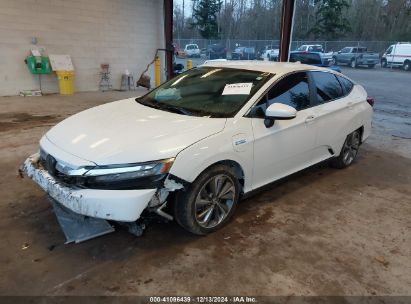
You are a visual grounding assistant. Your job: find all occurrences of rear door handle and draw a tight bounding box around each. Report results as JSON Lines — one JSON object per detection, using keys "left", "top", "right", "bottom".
{"left": 305, "top": 115, "right": 316, "bottom": 123}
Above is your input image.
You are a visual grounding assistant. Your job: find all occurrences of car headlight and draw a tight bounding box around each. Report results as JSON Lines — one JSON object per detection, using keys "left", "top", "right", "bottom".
{"left": 82, "top": 158, "right": 174, "bottom": 183}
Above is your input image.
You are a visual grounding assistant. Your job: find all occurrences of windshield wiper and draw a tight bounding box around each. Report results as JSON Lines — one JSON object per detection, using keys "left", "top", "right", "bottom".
{"left": 137, "top": 98, "right": 194, "bottom": 116}
{"left": 157, "top": 104, "right": 194, "bottom": 116}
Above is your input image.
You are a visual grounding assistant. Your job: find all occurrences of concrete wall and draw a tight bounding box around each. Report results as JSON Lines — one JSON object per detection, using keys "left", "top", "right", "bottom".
{"left": 0, "top": 0, "right": 165, "bottom": 96}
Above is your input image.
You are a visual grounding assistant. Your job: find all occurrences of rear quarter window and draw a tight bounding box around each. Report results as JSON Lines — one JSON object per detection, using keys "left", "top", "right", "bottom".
{"left": 311, "top": 71, "right": 343, "bottom": 103}
{"left": 337, "top": 76, "right": 354, "bottom": 95}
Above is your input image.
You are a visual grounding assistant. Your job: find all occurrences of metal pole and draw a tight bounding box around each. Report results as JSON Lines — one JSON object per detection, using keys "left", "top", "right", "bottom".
{"left": 279, "top": 0, "right": 296, "bottom": 62}
{"left": 164, "top": 0, "right": 173, "bottom": 80}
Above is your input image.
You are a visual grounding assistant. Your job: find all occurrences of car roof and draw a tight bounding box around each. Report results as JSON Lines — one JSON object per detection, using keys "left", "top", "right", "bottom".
{"left": 200, "top": 60, "right": 331, "bottom": 75}
{"left": 291, "top": 51, "right": 322, "bottom": 55}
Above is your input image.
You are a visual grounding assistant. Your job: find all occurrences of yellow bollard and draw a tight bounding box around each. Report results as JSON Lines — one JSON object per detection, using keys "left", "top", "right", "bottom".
{"left": 154, "top": 56, "right": 161, "bottom": 87}
{"left": 187, "top": 59, "right": 193, "bottom": 70}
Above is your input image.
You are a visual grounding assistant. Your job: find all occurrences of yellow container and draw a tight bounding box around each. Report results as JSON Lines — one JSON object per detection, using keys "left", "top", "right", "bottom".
{"left": 56, "top": 71, "right": 75, "bottom": 95}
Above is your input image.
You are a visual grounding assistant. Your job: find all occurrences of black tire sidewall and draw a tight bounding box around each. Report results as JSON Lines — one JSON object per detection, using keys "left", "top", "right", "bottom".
{"left": 331, "top": 130, "right": 361, "bottom": 169}
{"left": 174, "top": 165, "right": 240, "bottom": 235}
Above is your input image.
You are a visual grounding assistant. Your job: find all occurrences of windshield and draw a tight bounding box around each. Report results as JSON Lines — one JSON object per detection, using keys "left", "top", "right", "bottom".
{"left": 308, "top": 46, "right": 323, "bottom": 52}
{"left": 136, "top": 67, "right": 273, "bottom": 118}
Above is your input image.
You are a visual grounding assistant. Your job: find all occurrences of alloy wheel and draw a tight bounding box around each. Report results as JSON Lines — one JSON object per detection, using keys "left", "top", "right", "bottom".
{"left": 342, "top": 132, "right": 360, "bottom": 166}
{"left": 194, "top": 174, "right": 235, "bottom": 229}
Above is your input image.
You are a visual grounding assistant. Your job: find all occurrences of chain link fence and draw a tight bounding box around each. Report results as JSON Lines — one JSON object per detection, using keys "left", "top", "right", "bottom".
{"left": 174, "top": 39, "right": 394, "bottom": 58}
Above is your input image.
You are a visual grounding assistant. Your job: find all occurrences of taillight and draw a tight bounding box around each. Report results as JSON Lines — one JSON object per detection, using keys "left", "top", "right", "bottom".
{"left": 367, "top": 96, "right": 375, "bottom": 107}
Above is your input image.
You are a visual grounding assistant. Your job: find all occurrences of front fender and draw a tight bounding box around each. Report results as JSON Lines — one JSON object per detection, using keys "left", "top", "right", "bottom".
{"left": 169, "top": 118, "right": 254, "bottom": 193}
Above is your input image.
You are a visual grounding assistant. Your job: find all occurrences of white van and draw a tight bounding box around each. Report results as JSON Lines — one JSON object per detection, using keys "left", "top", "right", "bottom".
{"left": 381, "top": 43, "right": 411, "bottom": 71}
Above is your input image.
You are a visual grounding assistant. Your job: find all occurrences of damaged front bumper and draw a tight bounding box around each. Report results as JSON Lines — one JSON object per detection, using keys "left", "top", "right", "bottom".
{"left": 21, "top": 153, "right": 157, "bottom": 222}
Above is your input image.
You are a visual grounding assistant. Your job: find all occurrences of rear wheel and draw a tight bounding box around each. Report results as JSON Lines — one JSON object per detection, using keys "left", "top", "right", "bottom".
{"left": 403, "top": 60, "right": 411, "bottom": 71}
{"left": 174, "top": 165, "right": 240, "bottom": 235}
{"left": 331, "top": 130, "right": 361, "bottom": 169}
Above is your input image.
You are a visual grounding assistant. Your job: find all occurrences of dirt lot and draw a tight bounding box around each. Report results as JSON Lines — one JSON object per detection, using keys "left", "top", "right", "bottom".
{"left": 0, "top": 68, "right": 410, "bottom": 296}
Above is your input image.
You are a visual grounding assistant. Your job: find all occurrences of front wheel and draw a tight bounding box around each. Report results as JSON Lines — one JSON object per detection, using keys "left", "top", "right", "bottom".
{"left": 174, "top": 165, "right": 240, "bottom": 235}
{"left": 403, "top": 61, "right": 411, "bottom": 71}
{"left": 350, "top": 59, "right": 358, "bottom": 68}
{"left": 331, "top": 130, "right": 361, "bottom": 169}
{"left": 381, "top": 59, "right": 387, "bottom": 68}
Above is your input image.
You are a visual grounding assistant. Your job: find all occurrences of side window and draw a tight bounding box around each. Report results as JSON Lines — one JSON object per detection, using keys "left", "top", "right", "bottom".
{"left": 337, "top": 76, "right": 354, "bottom": 95}
{"left": 311, "top": 71, "right": 343, "bottom": 103}
{"left": 267, "top": 72, "right": 311, "bottom": 111}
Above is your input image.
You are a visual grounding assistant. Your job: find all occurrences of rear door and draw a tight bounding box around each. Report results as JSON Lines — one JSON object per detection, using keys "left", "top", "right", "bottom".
{"left": 250, "top": 72, "right": 318, "bottom": 189}
{"left": 308, "top": 71, "right": 355, "bottom": 162}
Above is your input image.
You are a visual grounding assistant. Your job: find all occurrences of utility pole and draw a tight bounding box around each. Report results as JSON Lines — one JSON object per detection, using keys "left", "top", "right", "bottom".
{"left": 182, "top": 0, "right": 185, "bottom": 29}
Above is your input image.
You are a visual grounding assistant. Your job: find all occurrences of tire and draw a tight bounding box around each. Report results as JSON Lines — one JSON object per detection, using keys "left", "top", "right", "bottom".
{"left": 331, "top": 57, "right": 337, "bottom": 65}
{"left": 403, "top": 61, "right": 411, "bottom": 71}
{"left": 174, "top": 164, "right": 240, "bottom": 235}
{"left": 331, "top": 130, "right": 361, "bottom": 169}
{"left": 350, "top": 59, "right": 357, "bottom": 68}
{"left": 368, "top": 64, "right": 375, "bottom": 69}
{"left": 381, "top": 59, "right": 387, "bottom": 68}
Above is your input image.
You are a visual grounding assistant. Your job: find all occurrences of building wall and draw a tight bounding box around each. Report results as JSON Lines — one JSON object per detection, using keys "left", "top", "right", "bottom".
{"left": 0, "top": 0, "right": 164, "bottom": 96}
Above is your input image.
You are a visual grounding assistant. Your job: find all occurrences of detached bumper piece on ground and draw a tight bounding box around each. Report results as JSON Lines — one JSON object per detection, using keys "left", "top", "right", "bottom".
{"left": 50, "top": 198, "right": 114, "bottom": 243}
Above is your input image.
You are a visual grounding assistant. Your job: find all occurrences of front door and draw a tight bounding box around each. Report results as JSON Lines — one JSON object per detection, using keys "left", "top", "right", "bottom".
{"left": 250, "top": 72, "right": 318, "bottom": 189}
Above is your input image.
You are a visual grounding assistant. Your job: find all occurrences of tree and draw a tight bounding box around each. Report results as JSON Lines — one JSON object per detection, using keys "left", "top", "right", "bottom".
{"left": 191, "top": 0, "right": 223, "bottom": 39}
{"left": 309, "top": 0, "right": 352, "bottom": 40}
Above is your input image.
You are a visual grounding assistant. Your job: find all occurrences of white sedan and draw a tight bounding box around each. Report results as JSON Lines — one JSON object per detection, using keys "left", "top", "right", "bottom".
{"left": 22, "top": 61, "right": 373, "bottom": 239}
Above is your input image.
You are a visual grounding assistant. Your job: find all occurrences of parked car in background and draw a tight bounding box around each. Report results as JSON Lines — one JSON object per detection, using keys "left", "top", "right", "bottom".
{"left": 289, "top": 51, "right": 342, "bottom": 73}
{"left": 207, "top": 44, "right": 227, "bottom": 59}
{"left": 297, "top": 44, "right": 324, "bottom": 53}
{"left": 260, "top": 45, "right": 280, "bottom": 61}
{"left": 381, "top": 43, "right": 411, "bottom": 71}
{"left": 333, "top": 47, "right": 380, "bottom": 68}
{"left": 231, "top": 47, "right": 256, "bottom": 60}
{"left": 184, "top": 44, "right": 201, "bottom": 58}
{"left": 22, "top": 61, "right": 373, "bottom": 238}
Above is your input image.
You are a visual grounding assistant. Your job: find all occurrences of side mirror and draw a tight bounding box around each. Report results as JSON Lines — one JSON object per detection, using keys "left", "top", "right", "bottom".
{"left": 264, "top": 103, "right": 296, "bottom": 128}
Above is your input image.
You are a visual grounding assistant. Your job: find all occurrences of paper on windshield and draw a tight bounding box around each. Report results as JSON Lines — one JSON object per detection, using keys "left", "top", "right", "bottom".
{"left": 222, "top": 83, "right": 253, "bottom": 95}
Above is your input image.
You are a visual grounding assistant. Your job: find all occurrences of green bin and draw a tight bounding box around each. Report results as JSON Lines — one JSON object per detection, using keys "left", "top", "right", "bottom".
{"left": 26, "top": 56, "right": 52, "bottom": 74}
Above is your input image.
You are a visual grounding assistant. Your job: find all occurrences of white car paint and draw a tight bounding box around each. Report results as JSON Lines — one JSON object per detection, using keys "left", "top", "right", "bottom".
{"left": 184, "top": 44, "right": 201, "bottom": 57}
{"left": 44, "top": 99, "right": 226, "bottom": 165}
{"left": 382, "top": 43, "right": 411, "bottom": 69}
{"left": 261, "top": 48, "right": 279, "bottom": 60}
{"left": 23, "top": 61, "right": 372, "bottom": 224}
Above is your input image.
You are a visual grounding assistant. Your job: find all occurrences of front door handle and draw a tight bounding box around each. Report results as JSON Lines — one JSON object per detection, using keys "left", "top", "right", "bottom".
{"left": 305, "top": 115, "right": 316, "bottom": 123}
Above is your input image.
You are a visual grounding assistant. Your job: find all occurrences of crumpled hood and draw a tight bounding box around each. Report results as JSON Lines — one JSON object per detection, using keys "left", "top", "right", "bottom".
{"left": 45, "top": 98, "right": 226, "bottom": 165}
